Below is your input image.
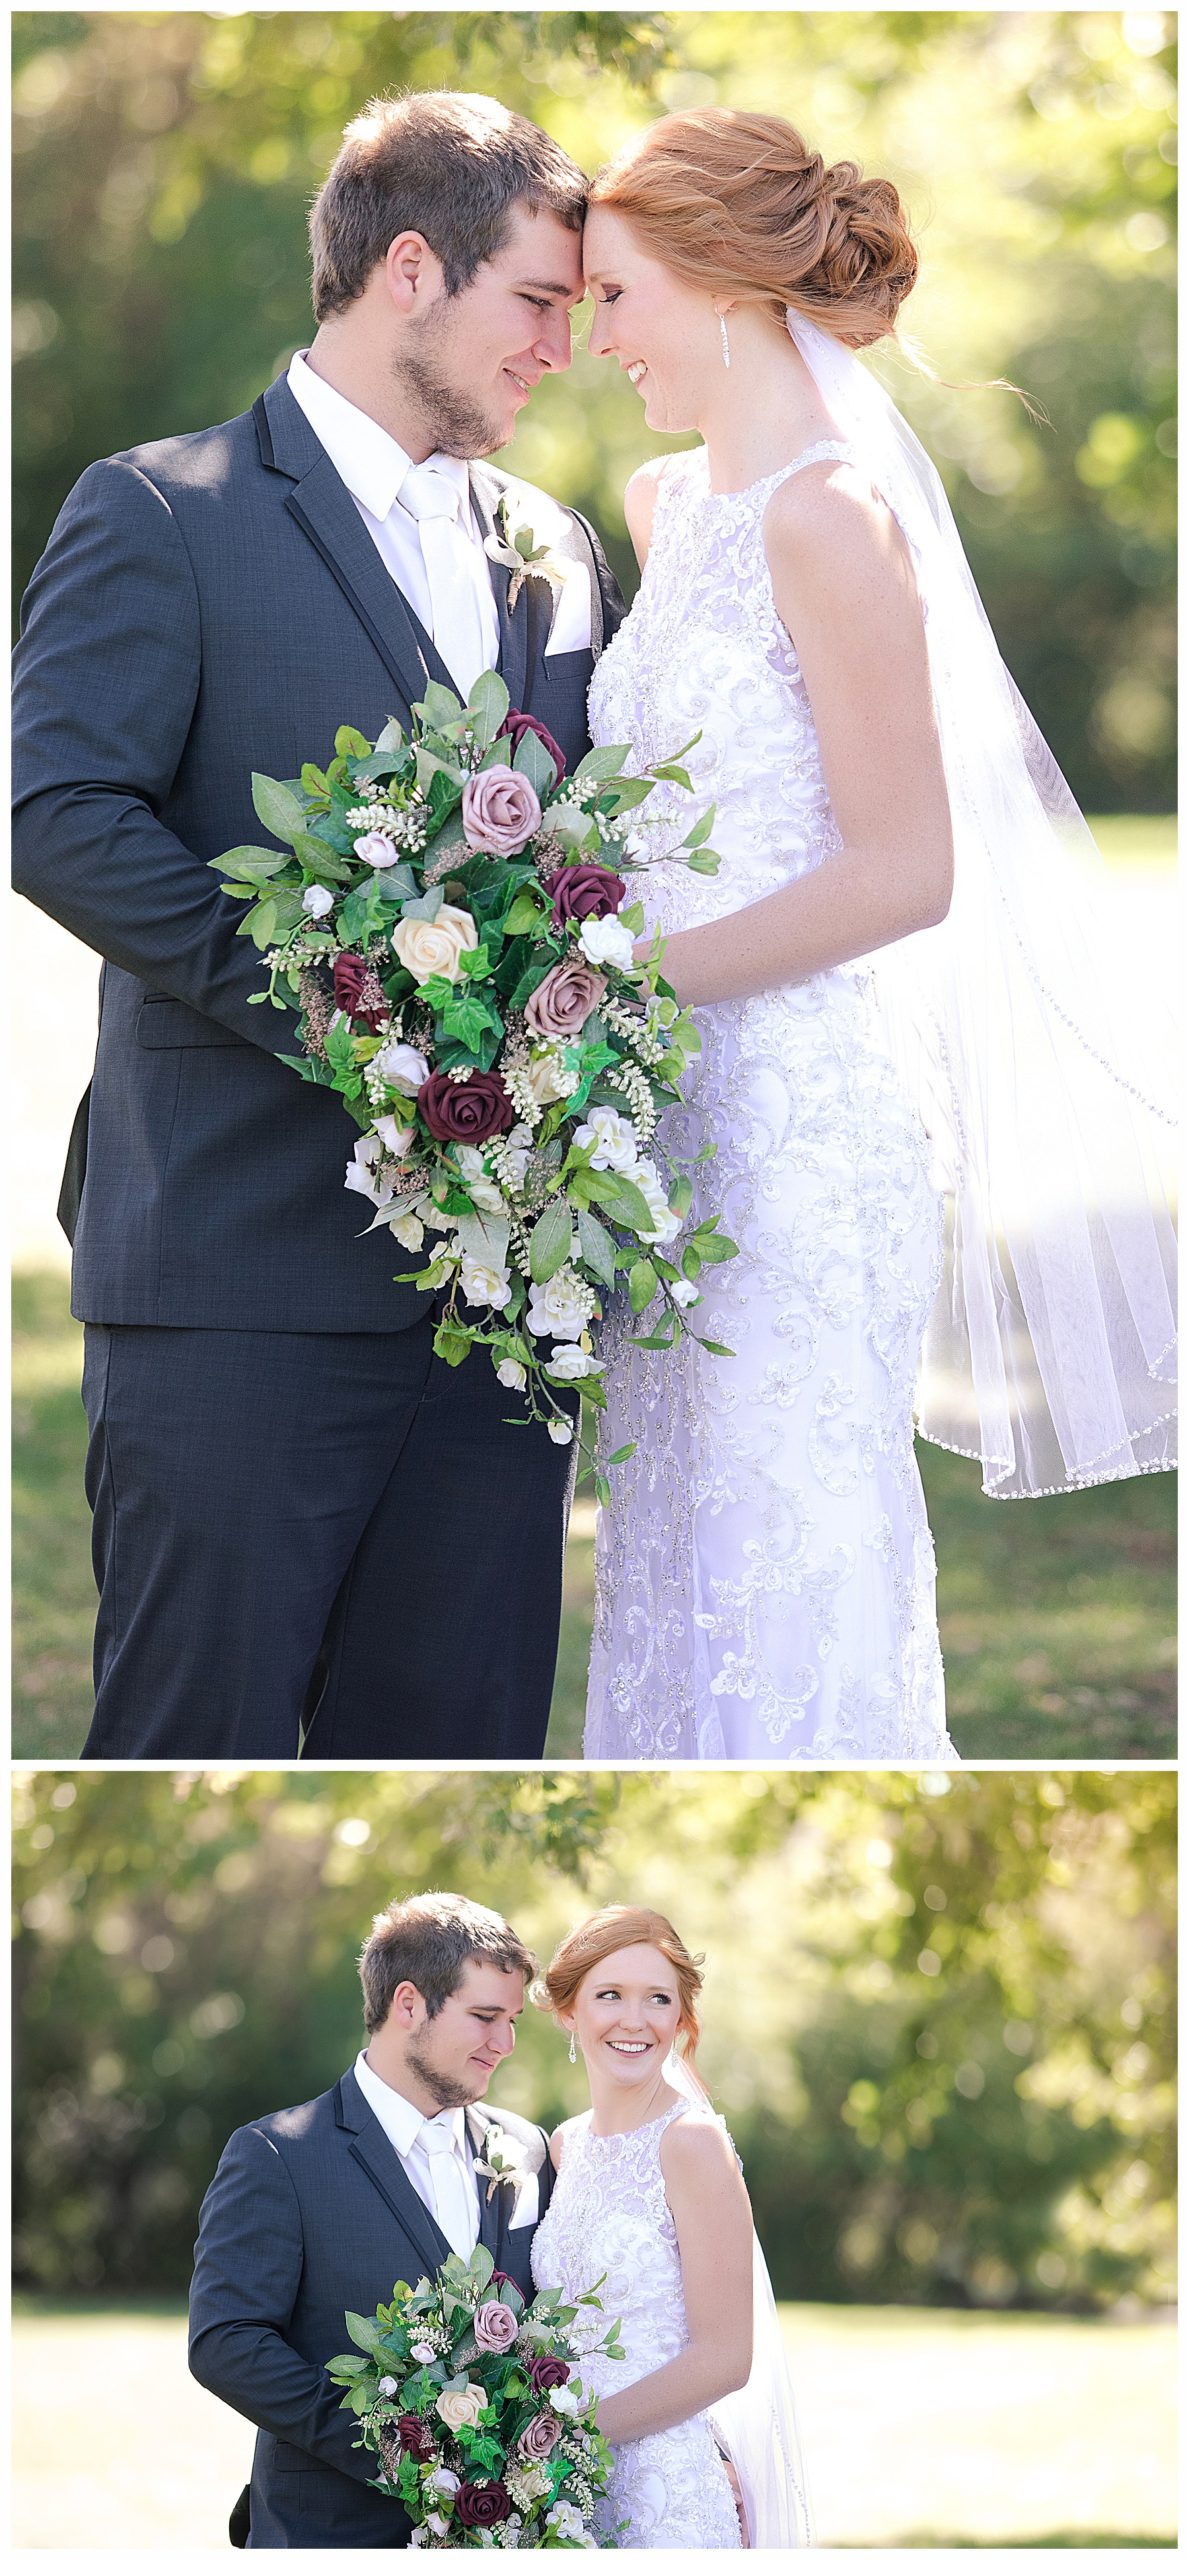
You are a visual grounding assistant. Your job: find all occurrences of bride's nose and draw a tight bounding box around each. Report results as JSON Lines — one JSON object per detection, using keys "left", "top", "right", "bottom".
{"left": 587, "top": 303, "right": 615, "bottom": 359}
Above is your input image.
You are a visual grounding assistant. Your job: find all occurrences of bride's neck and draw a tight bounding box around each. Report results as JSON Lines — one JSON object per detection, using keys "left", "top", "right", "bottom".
{"left": 586, "top": 2064, "right": 673, "bottom": 2134}
{"left": 697, "top": 327, "right": 836, "bottom": 494}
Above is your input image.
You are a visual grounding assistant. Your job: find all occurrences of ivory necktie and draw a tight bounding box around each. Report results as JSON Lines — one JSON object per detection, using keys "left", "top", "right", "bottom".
{"left": 396, "top": 459, "right": 494, "bottom": 702}
{"left": 415, "top": 2115, "right": 476, "bottom": 2260}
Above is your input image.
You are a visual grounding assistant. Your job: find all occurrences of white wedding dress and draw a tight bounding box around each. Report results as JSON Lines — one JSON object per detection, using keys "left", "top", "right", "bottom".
{"left": 586, "top": 442, "right": 956, "bottom": 1761}
{"left": 531, "top": 2095, "right": 742, "bottom": 2549}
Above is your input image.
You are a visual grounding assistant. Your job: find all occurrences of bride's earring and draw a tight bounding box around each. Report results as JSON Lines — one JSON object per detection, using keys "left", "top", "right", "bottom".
{"left": 718, "top": 310, "right": 731, "bottom": 371}
{"left": 568, "top": 2031, "right": 577, "bottom": 2064}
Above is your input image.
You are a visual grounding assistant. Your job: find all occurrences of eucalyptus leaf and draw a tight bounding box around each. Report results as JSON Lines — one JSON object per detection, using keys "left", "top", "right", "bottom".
{"left": 209, "top": 844, "right": 290, "bottom": 883}
{"left": 467, "top": 667, "right": 510, "bottom": 750}
{"left": 512, "top": 728, "right": 562, "bottom": 800}
{"left": 375, "top": 714, "right": 406, "bottom": 751}
{"left": 572, "top": 742, "right": 630, "bottom": 785}
{"left": 251, "top": 773, "right": 307, "bottom": 845}
{"left": 529, "top": 1198, "right": 574, "bottom": 1285}
{"left": 417, "top": 681, "right": 464, "bottom": 730}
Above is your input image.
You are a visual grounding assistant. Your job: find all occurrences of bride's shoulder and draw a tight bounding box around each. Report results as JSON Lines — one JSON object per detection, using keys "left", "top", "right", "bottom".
{"left": 658, "top": 2104, "right": 744, "bottom": 2195}
{"left": 623, "top": 449, "right": 699, "bottom": 567}
{"left": 547, "top": 2110, "right": 590, "bottom": 2169}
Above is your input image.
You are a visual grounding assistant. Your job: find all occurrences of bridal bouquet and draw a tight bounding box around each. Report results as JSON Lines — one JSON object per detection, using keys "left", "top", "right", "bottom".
{"left": 212, "top": 672, "right": 736, "bottom": 1482}
{"left": 327, "top": 2242, "right": 625, "bottom": 2548}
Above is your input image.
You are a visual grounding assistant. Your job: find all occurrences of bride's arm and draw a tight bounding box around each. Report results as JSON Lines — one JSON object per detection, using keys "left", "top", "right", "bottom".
{"left": 644, "top": 462, "right": 954, "bottom": 1009}
{"left": 593, "top": 2114, "right": 753, "bottom": 2445}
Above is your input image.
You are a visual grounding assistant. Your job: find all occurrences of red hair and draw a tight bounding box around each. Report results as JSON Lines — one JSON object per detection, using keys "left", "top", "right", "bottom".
{"left": 538, "top": 1904, "right": 706, "bottom": 2079}
{"left": 591, "top": 106, "right": 918, "bottom": 351}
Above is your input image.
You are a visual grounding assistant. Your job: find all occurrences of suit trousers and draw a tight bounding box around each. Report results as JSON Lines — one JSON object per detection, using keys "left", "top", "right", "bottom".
{"left": 80, "top": 1314, "right": 577, "bottom": 1758}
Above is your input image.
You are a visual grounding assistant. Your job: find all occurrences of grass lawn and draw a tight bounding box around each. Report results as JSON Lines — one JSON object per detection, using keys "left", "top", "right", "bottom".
{"left": 10, "top": 2297, "right": 1176, "bottom": 2549}
{"left": 11, "top": 1266, "right": 1176, "bottom": 1760}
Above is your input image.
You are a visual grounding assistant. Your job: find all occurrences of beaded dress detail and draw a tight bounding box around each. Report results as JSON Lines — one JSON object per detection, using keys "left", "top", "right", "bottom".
{"left": 585, "top": 444, "right": 956, "bottom": 1761}
{"left": 531, "top": 2098, "right": 741, "bottom": 2550}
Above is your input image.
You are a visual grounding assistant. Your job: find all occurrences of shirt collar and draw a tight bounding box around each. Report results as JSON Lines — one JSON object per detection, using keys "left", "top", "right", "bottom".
{"left": 287, "top": 351, "right": 471, "bottom": 524}
{"left": 353, "top": 2050, "right": 469, "bottom": 2164}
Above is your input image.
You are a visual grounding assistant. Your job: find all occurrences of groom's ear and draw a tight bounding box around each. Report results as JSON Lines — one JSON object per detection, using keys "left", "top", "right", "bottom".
{"left": 386, "top": 1977, "right": 424, "bottom": 2029}
{"left": 384, "top": 231, "right": 445, "bottom": 316}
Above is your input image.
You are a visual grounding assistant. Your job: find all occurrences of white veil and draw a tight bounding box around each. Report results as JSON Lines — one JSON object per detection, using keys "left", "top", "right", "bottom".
{"left": 785, "top": 310, "right": 1177, "bottom": 1497}
{"left": 668, "top": 2060, "right": 813, "bottom": 2548}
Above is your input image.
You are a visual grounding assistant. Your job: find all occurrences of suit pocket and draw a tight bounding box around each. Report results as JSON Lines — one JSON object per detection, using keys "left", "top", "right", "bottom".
{"left": 135, "top": 996, "right": 244, "bottom": 1049}
{"left": 541, "top": 646, "right": 595, "bottom": 688}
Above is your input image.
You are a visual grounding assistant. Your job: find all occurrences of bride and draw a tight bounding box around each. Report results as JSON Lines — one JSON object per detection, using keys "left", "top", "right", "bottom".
{"left": 531, "top": 1904, "right": 811, "bottom": 2550}
{"left": 580, "top": 108, "right": 1177, "bottom": 1761}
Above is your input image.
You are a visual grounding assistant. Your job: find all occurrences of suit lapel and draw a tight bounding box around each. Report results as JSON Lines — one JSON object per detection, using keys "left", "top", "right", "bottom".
{"left": 256, "top": 377, "right": 458, "bottom": 722}
{"left": 469, "top": 466, "right": 531, "bottom": 710}
{"left": 466, "top": 2106, "right": 505, "bottom": 2261}
{"left": 335, "top": 2071, "right": 450, "bottom": 2282}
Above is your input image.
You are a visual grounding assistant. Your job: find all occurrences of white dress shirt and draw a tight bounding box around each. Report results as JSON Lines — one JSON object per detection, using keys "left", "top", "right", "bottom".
{"left": 286, "top": 350, "right": 591, "bottom": 666}
{"left": 352, "top": 2051, "right": 479, "bottom": 2255}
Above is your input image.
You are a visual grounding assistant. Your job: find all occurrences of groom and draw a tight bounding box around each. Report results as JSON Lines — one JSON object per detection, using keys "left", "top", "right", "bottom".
{"left": 12, "top": 92, "right": 624, "bottom": 1760}
{"left": 188, "top": 1891, "right": 552, "bottom": 2550}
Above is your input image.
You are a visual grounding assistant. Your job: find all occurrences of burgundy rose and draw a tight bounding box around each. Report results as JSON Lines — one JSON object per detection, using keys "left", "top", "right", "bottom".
{"left": 526, "top": 2354, "right": 571, "bottom": 2392}
{"left": 332, "top": 950, "right": 387, "bottom": 1033}
{"left": 524, "top": 960, "right": 605, "bottom": 1042}
{"left": 547, "top": 863, "right": 627, "bottom": 929}
{"left": 453, "top": 2482, "right": 513, "bottom": 2529}
{"left": 498, "top": 708, "right": 567, "bottom": 789}
{"left": 518, "top": 2411, "right": 563, "bottom": 2462}
{"left": 395, "top": 2414, "right": 435, "bottom": 2460}
{"left": 417, "top": 1069, "right": 515, "bottom": 1145}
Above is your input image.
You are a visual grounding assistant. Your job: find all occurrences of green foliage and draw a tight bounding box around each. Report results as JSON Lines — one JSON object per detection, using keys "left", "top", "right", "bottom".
{"left": 11, "top": 1768, "right": 1175, "bottom": 2320}
{"left": 10, "top": 12, "right": 1174, "bottom": 807}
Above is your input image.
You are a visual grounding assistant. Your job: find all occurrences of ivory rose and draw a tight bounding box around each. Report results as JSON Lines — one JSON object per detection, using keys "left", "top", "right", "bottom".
{"left": 392, "top": 904, "right": 477, "bottom": 984}
{"left": 435, "top": 2382, "right": 488, "bottom": 2432}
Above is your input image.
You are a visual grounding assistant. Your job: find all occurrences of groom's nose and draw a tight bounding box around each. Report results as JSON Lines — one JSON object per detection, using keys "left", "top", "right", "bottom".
{"left": 534, "top": 305, "right": 574, "bottom": 373}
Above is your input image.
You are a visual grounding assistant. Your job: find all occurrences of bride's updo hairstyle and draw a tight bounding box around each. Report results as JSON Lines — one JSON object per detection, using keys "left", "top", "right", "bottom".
{"left": 537, "top": 1904, "right": 707, "bottom": 2078}
{"left": 590, "top": 106, "right": 918, "bottom": 351}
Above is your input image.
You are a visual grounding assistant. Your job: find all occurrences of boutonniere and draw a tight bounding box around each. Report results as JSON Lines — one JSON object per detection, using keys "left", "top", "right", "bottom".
{"left": 475, "top": 2123, "right": 530, "bottom": 2202}
{"left": 484, "top": 494, "right": 573, "bottom": 611}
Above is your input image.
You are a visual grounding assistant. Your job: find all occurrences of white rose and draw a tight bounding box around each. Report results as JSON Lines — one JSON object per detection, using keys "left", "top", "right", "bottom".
{"left": 578, "top": 914, "right": 636, "bottom": 970}
{"left": 496, "top": 1359, "right": 528, "bottom": 1393}
{"left": 526, "top": 1269, "right": 596, "bottom": 1342}
{"left": 459, "top": 1253, "right": 512, "bottom": 1311}
{"left": 547, "top": 1417, "right": 574, "bottom": 1446}
{"left": 392, "top": 904, "right": 478, "bottom": 984}
{"left": 375, "top": 1039, "right": 429, "bottom": 1094}
{"left": 502, "top": 1124, "right": 534, "bottom": 1191}
{"left": 373, "top": 1114, "right": 415, "bottom": 1160}
{"left": 429, "top": 2468, "right": 460, "bottom": 2496}
{"left": 411, "top": 2343, "right": 437, "bottom": 2365}
{"left": 302, "top": 882, "right": 335, "bottom": 918}
{"left": 454, "top": 1145, "right": 504, "bottom": 1213}
{"left": 574, "top": 1106, "right": 638, "bottom": 1175}
{"left": 547, "top": 1345, "right": 604, "bottom": 1382}
{"left": 426, "top": 2518, "right": 448, "bottom": 2539}
{"left": 377, "top": 2376, "right": 399, "bottom": 2399}
{"left": 526, "top": 1045, "right": 574, "bottom": 1107}
{"left": 344, "top": 1134, "right": 396, "bottom": 1205}
{"left": 670, "top": 1276, "right": 699, "bottom": 1308}
{"left": 356, "top": 828, "right": 402, "bottom": 868}
{"left": 548, "top": 2384, "right": 583, "bottom": 2416}
{"left": 391, "top": 1212, "right": 425, "bottom": 1251}
{"left": 633, "top": 1158, "right": 682, "bottom": 1244}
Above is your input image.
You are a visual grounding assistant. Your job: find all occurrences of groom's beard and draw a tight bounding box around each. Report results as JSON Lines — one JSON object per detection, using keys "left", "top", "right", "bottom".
{"left": 394, "top": 313, "right": 505, "bottom": 459}
{"left": 405, "top": 2021, "right": 488, "bottom": 2111}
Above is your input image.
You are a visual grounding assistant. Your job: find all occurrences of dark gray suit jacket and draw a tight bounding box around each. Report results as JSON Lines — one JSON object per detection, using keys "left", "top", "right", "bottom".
{"left": 12, "top": 376, "right": 623, "bottom": 1328}
{"left": 188, "top": 2069, "right": 555, "bottom": 2549}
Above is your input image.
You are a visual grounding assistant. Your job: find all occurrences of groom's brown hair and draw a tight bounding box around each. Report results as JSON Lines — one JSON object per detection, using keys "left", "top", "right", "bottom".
{"left": 310, "top": 90, "right": 588, "bottom": 321}
{"left": 359, "top": 1889, "right": 537, "bottom": 2033}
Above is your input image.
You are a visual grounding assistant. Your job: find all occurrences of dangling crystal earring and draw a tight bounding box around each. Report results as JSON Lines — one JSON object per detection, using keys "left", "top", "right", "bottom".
{"left": 718, "top": 310, "right": 731, "bottom": 370}
{"left": 568, "top": 2031, "right": 577, "bottom": 2064}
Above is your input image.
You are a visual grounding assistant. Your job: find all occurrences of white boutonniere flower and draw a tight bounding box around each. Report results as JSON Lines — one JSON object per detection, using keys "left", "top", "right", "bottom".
{"left": 476, "top": 2123, "right": 530, "bottom": 2202}
{"left": 484, "top": 494, "right": 574, "bottom": 611}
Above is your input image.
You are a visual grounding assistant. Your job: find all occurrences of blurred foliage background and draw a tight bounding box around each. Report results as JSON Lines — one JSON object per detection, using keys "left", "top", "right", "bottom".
{"left": 13, "top": 1767, "right": 1175, "bottom": 2312}
{"left": 11, "top": 7, "right": 1176, "bottom": 810}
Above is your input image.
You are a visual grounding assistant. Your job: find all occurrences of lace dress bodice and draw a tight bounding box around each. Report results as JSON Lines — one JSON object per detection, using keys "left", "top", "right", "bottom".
{"left": 532, "top": 2097, "right": 740, "bottom": 2549}
{"left": 585, "top": 445, "right": 954, "bottom": 1760}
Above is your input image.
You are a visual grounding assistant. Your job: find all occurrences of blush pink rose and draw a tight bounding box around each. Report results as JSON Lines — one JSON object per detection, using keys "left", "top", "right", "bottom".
{"left": 461, "top": 765, "right": 542, "bottom": 858}
{"left": 473, "top": 2299, "right": 520, "bottom": 2353}
{"left": 524, "top": 961, "right": 605, "bottom": 1041}
{"left": 518, "top": 2411, "right": 563, "bottom": 2461}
